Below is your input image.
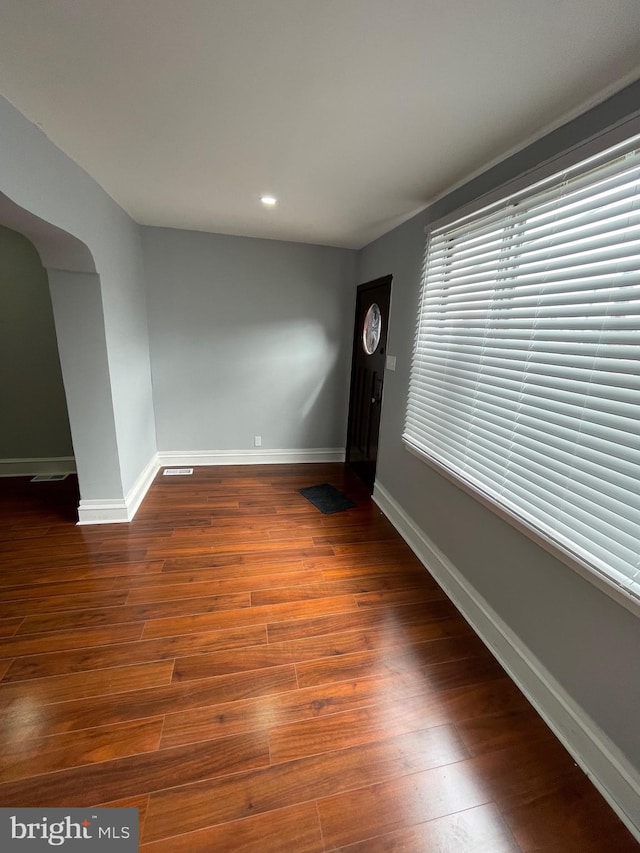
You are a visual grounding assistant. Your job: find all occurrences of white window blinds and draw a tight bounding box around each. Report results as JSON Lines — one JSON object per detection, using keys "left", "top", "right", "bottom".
{"left": 404, "top": 130, "right": 640, "bottom": 605}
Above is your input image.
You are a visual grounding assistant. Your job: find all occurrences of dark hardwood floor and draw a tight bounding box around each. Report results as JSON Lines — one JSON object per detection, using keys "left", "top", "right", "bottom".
{"left": 0, "top": 464, "right": 636, "bottom": 851}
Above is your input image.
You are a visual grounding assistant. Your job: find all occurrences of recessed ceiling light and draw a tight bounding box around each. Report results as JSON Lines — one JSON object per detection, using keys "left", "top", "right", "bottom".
{"left": 260, "top": 195, "right": 277, "bottom": 206}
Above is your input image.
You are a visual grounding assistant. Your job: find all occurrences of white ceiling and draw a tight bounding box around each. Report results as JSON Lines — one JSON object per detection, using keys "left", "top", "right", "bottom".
{"left": 1, "top": 1, "right": 640, "bottom": 249}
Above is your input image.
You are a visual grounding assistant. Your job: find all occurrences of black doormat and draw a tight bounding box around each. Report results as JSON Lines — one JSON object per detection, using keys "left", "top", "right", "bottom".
{"left": 299, "top": 483, "right": 357, "bottom": 514}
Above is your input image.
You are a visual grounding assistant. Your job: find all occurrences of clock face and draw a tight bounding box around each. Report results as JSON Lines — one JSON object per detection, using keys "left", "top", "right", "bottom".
{"left": 362, "top": 303, "right": 382, "bottom": 355}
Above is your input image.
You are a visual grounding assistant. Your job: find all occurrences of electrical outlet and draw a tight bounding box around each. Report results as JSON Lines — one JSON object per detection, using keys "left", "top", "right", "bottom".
{"left": 254, "top": 435, "right": 262, "bottom": 447}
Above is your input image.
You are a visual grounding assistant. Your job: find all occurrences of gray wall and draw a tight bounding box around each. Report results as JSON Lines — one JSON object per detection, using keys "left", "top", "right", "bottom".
{"left": 358, "top": 81, "right": 640, "bottom": 773}
{"left": 0, "top": 95, "right": 156, "bottom": 500}
{"left": 0, "top": 225, "right": 73, "bottom": 460}
{"left": 47, "top": 269, "right": 123, "bottom": 498}
{"left": 143, "top": 227, "right": 357, "bottom": 452}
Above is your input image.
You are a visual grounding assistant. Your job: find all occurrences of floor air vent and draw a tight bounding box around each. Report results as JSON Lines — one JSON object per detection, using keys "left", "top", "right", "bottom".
{"left": 31, "top": 474, "right": 69, "bottom": 482}
{"left": 163, "top": 468, "right": 194, "bottom": 476}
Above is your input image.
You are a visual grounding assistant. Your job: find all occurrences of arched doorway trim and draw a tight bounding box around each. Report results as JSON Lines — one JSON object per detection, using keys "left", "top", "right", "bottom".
{"left": 0, "top": 192, "right": 125, "bottom": 519}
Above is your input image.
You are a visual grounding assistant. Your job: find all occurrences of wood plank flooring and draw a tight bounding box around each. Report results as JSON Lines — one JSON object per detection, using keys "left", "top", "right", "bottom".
{"left": 0, "top": 464, "right": 636, "bottom": 851}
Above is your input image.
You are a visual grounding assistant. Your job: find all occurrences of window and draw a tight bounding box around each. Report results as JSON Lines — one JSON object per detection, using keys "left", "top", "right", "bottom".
{"left": 404, "top": 126, "right": 640, "bottom": 608}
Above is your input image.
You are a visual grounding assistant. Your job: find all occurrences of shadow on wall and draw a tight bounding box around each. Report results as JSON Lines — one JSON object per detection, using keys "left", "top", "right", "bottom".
{"left": 142, "top": 225, "right": 358, "bottom": 455}
{"left": 157, "top": 318, "right": 348, "bottom": 450}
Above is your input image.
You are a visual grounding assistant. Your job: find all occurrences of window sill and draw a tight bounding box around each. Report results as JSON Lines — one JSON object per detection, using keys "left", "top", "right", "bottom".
{"left": 403, "top": 437, "right": 640, "bottom": 619}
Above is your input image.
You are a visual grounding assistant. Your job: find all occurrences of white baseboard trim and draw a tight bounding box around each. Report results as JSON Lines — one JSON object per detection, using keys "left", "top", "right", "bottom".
{"left": 77, "top": 498, "right": 129, "bottom": 525}
{"left": 124, "top": 453, "right": 161, "bottom": 521}
{"left": 373, "top": 480, "right": 640, "bottom": 842}
{"left": 76, "top": 449, "right": 342, "bottom": 525}
{"left": 77, "top": 454, "right": 160, "bottom": 525}
{"left": 0, "top": 456, "right": 76, "bottom": 478}
{"left": 157, "top": 448, "right": 345, "bottom": 466}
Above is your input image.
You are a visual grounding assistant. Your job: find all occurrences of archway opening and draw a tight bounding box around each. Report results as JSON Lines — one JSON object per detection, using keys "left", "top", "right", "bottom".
{"left": 0, "top": 192, "right": 118, "bottom": 522}
{"left": 0, "top": 224, "right": 75, "bottom": 474}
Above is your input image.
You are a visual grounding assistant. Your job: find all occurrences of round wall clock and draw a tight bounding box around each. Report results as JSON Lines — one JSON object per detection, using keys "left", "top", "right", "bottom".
{"left": 362, "top": 302, "right": 382, "bottom": 355}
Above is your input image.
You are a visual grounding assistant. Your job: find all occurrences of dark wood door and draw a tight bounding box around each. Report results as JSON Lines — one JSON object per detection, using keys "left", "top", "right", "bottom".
{"left": 345, "top": 275, "right": 392, "bottom": 490}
